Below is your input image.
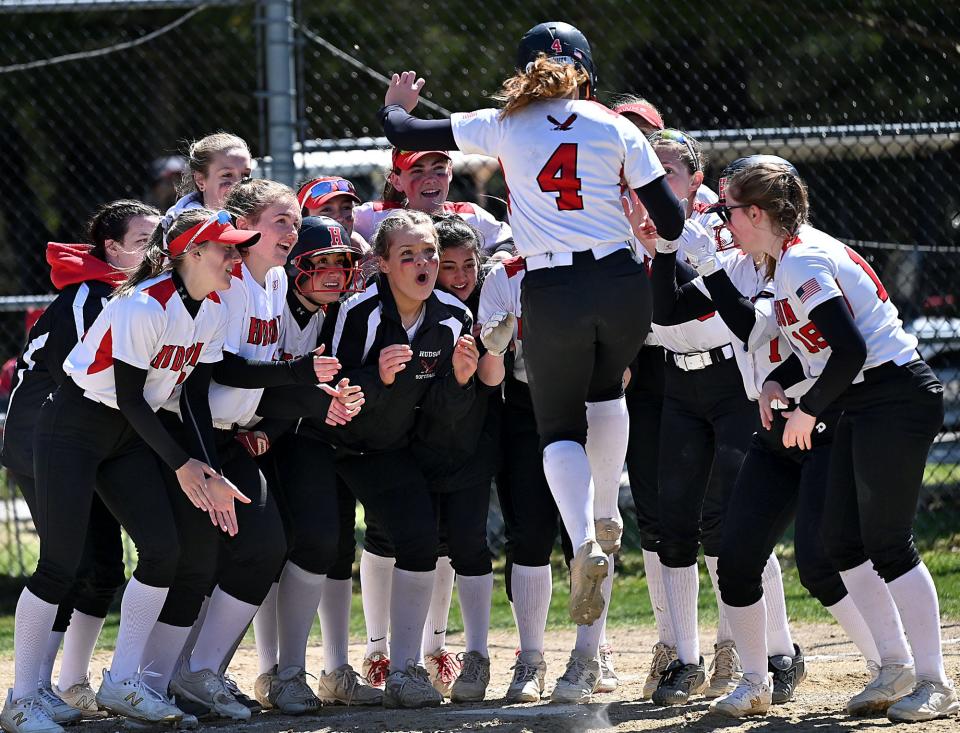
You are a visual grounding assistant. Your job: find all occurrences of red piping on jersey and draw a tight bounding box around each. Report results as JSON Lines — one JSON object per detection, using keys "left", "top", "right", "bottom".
{"left": 87, "top": 327, "right": 114, "bottom": 375}
{"left": 47, "top": 242, "right": 125, "bottom": 290}
{"left": 145, "top": 278, "right": 177, "bottom": 310}
{"left": 502, "top": 255, "right": 525, "bottom": 278}
{"left": 780, "top": 234, "right": 802, "bottom": 254}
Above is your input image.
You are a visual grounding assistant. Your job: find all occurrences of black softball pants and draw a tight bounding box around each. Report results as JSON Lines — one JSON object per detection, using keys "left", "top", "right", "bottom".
{"left": 656, "top": 355, "right": 757, "bottom": 568}
{"left": 13, "top": 470, "right": 125, "bottom": 630}
{"left": 625, "top": 345, "right": 665, "bottom": 552}
{"left": 821, "top": 360, "right": 944, "bottom": 583}
{"left": 521, "top": 248, "right": 650, "bottom": 448}
{"left": 27, "top": 381, "right": 179, "bottom": 605}
{"left": 496, "top": 384, "right": 573, "bottom": 601}
{"left": 157, "top": 422, "right": 287, "bottom": 627}
{"left": 338, "top": 450, "right": 438, "bottom": 574}
{"left": 718, "top": 406, "right": 847, "bottom": 608}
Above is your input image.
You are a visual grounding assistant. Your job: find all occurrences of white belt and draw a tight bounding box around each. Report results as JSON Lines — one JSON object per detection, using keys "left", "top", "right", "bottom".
{"left": 669, "top": 343, "right": 735, "bottom": 371}
{"left": 525, "top": 242, "right": 629, "bottom": 271}
{"left": 213, "top": 421, "right": 239, "bottom": 432}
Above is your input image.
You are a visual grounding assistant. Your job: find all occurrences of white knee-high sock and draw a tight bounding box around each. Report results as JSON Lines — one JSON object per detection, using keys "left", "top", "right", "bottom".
{"left": 825, "top": 595, "right": 880, "bottom": 667}
{"left": 389, "top": 568, "right": 435, "bottom": 673}
{"left": 839, "top": 561, "right": 911, "bottom": 665}
{"left": 887, "top": 563, "right": 948, "bottom": 684}
{"left": 704, "top": 555, "right": 733, "bottom": 645}
{"left": 58, "top": 611, "right": 105, "bottom": 689}
{"left": 511, "top": 564, "right": 552, "bottom": 654}
{"left": 319, "top": 577, "right": 352, "bottom": 672}
{"left": 643, "top": 549, "right": 676, "bottom": 645}
{"left": 585, "top": 398, "right": 629, "bottom": 523}
{"left": 39, "top": 630, "right": 63, "bottom": 687}
{"left": 725, "top": 599, "right": 768, "bottom": 678}
{"left": 14, "top": 589, "right": 59, "bottom": 701}
{"left": 189, "top": 587, "right": 258, "bottom": 673}
{"left": 761, "top": 554, "right": 794, "bottom": 657}
{"left": 663, "top": 563, "right": 699, "bottom": 665}
{"left": 253, "top": 582, "right": 279, "bottom": 674}
{"left": 277, "top": 562, "right": 325, "bottom": 671}
{"left": 421, "top": 556, "right": 455, "bottom": 657}
{"left": 575, "top": 555, "right": 615, "bottom": 658}
{"left": 457, "top": 573, "right": 494, "bottom": 657}
{"left": 141, "top": 622, "right": 191, "bottom": 695}
{"left": 110, "top": 578, "right": 168, "bottom": 681}
{"left": 175, "top": 595, "right": 209, "bottom": 676}
{"left": 360, "top": 551, "right": 394, "bottom": 657}
{"left": 542, "top": 441, "right": 595, "bottom": 549}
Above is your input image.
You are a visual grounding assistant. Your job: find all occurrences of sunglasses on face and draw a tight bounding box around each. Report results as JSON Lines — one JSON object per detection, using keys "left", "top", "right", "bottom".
{"left": 650, "top": 129, "right": 701, "bottom": 173}
{"left": 713, "top": 203, "right": 751, "bottom": 223}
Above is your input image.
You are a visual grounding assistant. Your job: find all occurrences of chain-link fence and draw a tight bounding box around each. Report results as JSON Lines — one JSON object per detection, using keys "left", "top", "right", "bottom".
{"left": 0, "top": 1, "right": 959, "bottom": 575}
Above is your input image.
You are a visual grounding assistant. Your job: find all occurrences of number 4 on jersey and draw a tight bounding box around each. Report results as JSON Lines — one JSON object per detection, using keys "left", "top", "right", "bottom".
{"left": 537, "top": 143, "right": 584, "bottom": 211}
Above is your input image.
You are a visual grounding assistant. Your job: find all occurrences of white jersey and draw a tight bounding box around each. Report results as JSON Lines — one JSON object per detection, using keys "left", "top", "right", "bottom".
{"left": 207, "top": 263, "right": 287, "bottom": 427}
{"left": 278, "top": 295, "right": 325, "bottom": 361}
{"left": 65, "top": 273, "right": 226, "bottom": 410}
{"left": 354, "top": 200, "right": 512, "bottom": 255}
{"left": 451, "top": 99, "right": 664, "bottom": 257}
{"left": 478, "top": 257, "right": 527, "bottom": 382}
{"left": 774, "top": 225, "right": 917, "bottom": 382}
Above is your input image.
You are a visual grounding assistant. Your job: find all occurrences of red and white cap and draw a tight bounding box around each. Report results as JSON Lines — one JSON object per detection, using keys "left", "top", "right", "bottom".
{"left": 165, "top": 210, "right": 260, "bottom": 257}
{"left": 391, "top": 148, "right": 451, "bottom": 171}
{"left": 297, "top": 176, "right": 361, "bottom": 210}
{"left": 613, "top": 101, "right": 664, "bottom": 131}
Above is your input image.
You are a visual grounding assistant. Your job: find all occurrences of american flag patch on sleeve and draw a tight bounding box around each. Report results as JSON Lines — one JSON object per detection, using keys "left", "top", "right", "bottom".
{"left": 796, "top": 278, "right": 821, "bottom": 303}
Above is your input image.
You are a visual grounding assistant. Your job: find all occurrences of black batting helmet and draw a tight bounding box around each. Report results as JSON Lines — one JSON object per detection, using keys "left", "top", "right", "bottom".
{"left": 516, "top": 21, "right": 597, "bottom": 96}
{"left": 286, "top": 216, "right": 364, "bottom": 297}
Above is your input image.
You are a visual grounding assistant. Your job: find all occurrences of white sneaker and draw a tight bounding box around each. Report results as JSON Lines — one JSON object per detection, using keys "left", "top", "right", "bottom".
{"left": 361, "top": 652, "right": 390, "bottom": 689}
{"left": 642, "top": 643, "right": 678, "bottom": 700}
{"left": 424, "top": 648, "right": 460, "bottom": 699}
{"left": 35, "top": 685, "right": 81, "bottom": 725}
{"left": 0, "top": 690, "right": 63, "bottom": 733}
{"left": 847, "top": 662, "right": 915, "bottom": 716}
{"left": 450, "top": 652, "right": 490, "bottom": 703}
{"left": 168, "top": 664, "right": 250, "bottom": 721}
{"left": 317, "top": 665, "right": 383, "bottom": 706}
{"left": 887, "top": 679, "right": 960, "bottom": 723}
{"left": 709, "top": 673, "right": 772, "bottom": 718}
{"left": 866, "top": 660, "right": 881, "bottom": 683}
{"left": 268, "top": 667, "right": 321, "bottom": 715}
{"left": 383, "top": 664, "right": 442, "bottom": 709}
{"left": 569, "top": 540, "right": 609, "bottom": 626}
{"left": 506, "top": 651, "right": 546, "bottom": 703}
{"left": 550, "top": 651, "right": 601, "bottom": 704}
{"left": 53, "top": 677, "right": 105, "bottom": 719}
{"left": 595, "top": 518, "right": 623, "bottom": 555}
{"left": 96, "top": 669, "right": 183, "bottom": 723}
{"left": 705, "top": 641, "right": 742, "bottom": 698}
{"left": 596, "top": 644, "right": 619, "bottom": 693}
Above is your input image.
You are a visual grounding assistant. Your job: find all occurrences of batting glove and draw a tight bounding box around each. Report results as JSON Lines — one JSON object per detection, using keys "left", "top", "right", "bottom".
{"left": 683, "top": 221, "right": 720, "bottom": 276}
{"left": 236, "top": 430, "right": 270, "bottom": 457}
{"left": 480, "top": 311, "right": 516, "bottom": 357}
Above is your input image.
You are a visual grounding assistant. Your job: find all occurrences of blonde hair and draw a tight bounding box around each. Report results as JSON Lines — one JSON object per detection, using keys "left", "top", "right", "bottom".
{"left": 115, "top": 208, "right": 213, "bottom": 297}
{"left": 179, "top": 132, "right": 250, "bottom": 195}
{"left": 371, "top": 210, "right": 436, "bottom": 259}
{"left": 223, "top": 178, "right": 297, "bottom": 224}
{"left": 495, "top": 55, "right": 588, "bottom": 119}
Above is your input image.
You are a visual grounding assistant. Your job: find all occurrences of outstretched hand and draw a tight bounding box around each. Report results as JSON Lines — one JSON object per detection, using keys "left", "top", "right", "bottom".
{"left": 385, "top": 71, "right": 425, "bottom": 112}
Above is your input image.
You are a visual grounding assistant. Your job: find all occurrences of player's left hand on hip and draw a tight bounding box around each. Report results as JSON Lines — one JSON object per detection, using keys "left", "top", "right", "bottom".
{"left": 385, "top": 70, "right": 425, "bottom": 112}
{"left": 782, "top": 407, "right": 816, "bottom": 451}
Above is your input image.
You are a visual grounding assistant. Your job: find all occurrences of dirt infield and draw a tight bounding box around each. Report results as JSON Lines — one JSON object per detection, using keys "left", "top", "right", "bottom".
{"left": 8, "top": 621, "right": 958, "bottom": 732}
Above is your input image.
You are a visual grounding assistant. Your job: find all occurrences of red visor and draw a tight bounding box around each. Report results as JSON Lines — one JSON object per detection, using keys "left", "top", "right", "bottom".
{"left": 392, "top": 149, "right": 451, "bottom": 171}
{"left": 613, "top": 102, "right": 664, "bottom": 131}
{"left": 166, "top": 211, "right": 261, "bottom": 257}
{"left": 297, "top": 177, "right": 361, "bottom": 210}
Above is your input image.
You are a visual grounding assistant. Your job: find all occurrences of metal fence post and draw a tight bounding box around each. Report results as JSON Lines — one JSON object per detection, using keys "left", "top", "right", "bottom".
{"left": 262, "top": 0, "right": 296, "bottom": 185}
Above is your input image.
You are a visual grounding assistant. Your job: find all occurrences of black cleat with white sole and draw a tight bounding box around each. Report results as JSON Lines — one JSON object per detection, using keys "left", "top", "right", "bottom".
{"left": 769, "top": 643, "right": 806, "bottom": 704}
{"left": 652, "top": 657, "right": 707, "bottom": 706}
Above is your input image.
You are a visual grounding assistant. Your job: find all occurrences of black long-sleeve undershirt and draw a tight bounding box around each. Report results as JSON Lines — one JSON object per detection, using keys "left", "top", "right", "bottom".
{"left": 650, "top": 250, "right": 715, "bottom": 325}
{"left": 178, "top": 361, "right": 221, "bottom": 473}
{"left": 212, "top": 351, "right": 318, "bottom": 388}
{"left": 378, "top": 103, "right": 685, "bottom": 240}
{"left": 114, "top": 360, "right": 190, "bottom": 471}
{"left": 796, "top": 296, "right": 867, "bottom": 416}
